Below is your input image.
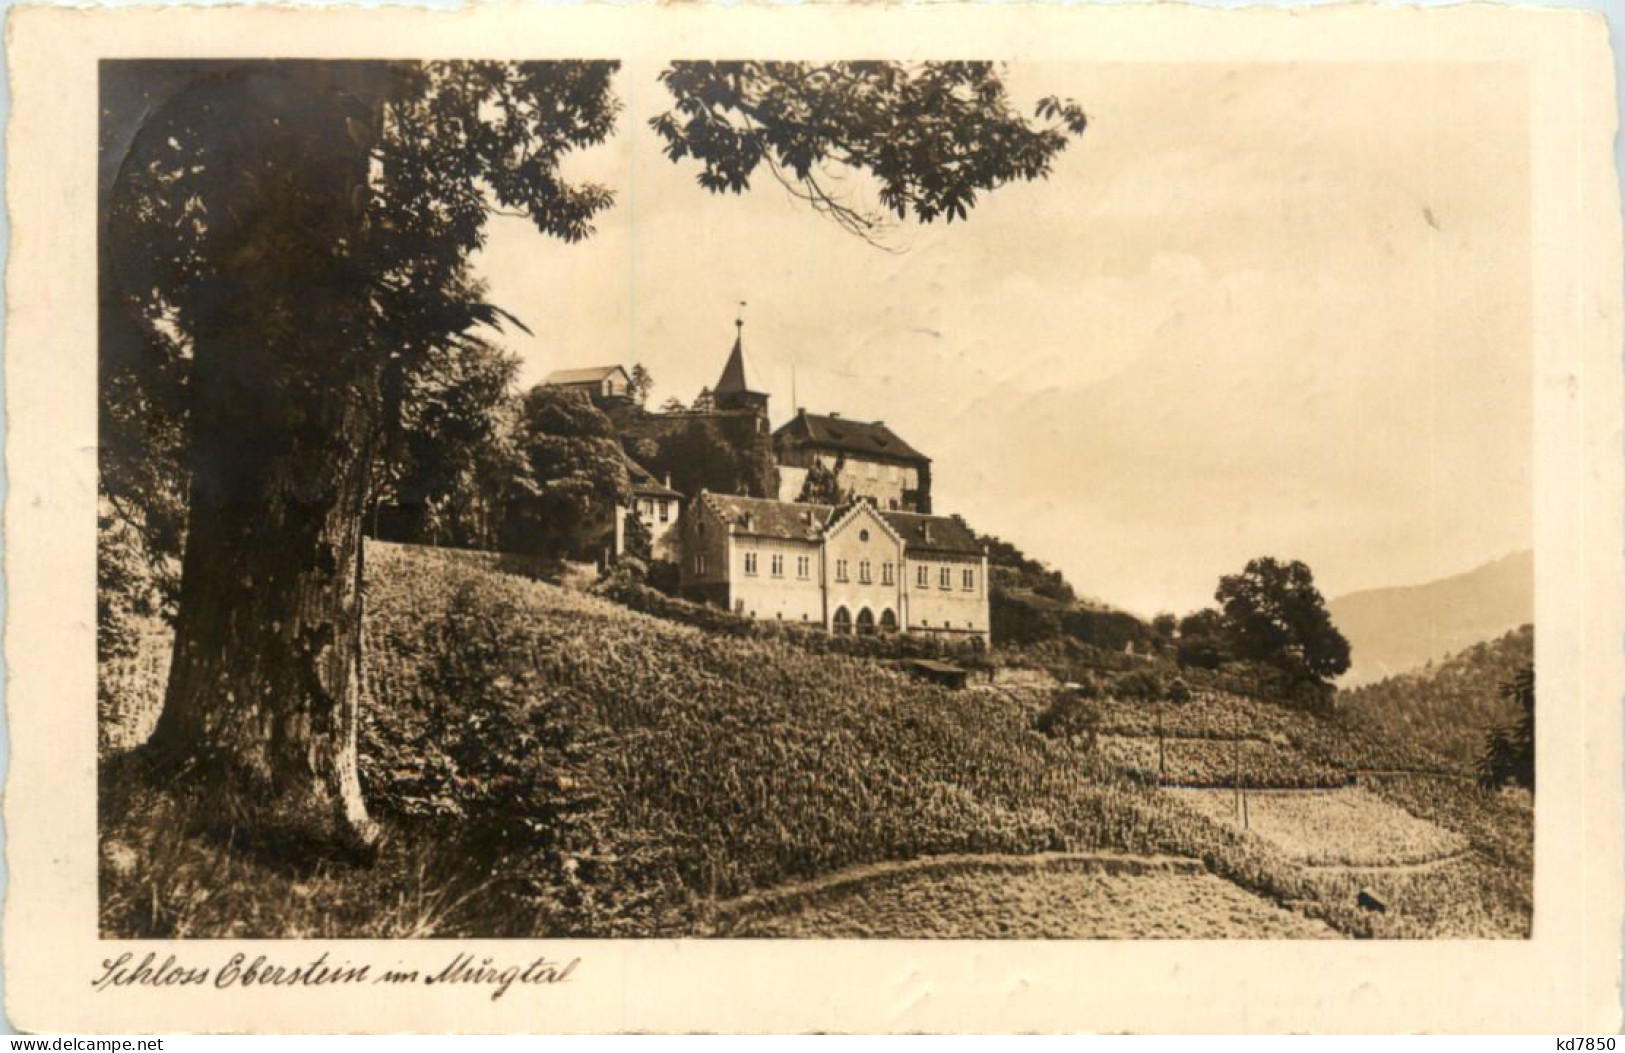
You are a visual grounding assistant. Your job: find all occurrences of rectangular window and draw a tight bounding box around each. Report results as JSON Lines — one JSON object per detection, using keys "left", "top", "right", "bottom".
{"left": 917, "top": 565, "right": 929, "bottom": 588}
{"left": 797, "top": 556, "right": 810, "bottom": 579}
{"left": 882, "top": 562, "right": 894, "bottom": 585}
{"left": 695, "top": 553, "right": 707, "bottom": 575}
{"left": 771, "top": 553, "right": 784, "bottom": 577}
{"left": 859, "top": 560, "right": 872, "bottom": 584}
{"left": 744, "top": 552, "right": 758, "bottom": 575}
{"left": 962, "top": 568, "right": 975, "bottom": 591}
{"left": 659, "top": 502, "right": 670, "bottom": 523}
{"left": 939, "top": 567, "right": 951, "bottom": 590}
{"left": 836, "top": 559, "right": 849, "bottom": 582}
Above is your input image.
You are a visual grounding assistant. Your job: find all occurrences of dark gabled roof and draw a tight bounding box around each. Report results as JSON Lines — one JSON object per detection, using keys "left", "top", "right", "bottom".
{"left": 715, "top": 331, "right": 764, "bottom": 395}
{"left": 774, "top": 411, "right": 929, "bottom": 463}
{"left": 903, "top": 658, "right": 967, "bottom": 675}
{"left": 881, "top": 511, "right": 985, "bottom": 558}
{"left": 697, "top": 493, "right": 982, "bottom": 556}
{"left": 625, "top": 455, "right": 680, "bottom": 499}
{"left": 699, "top": 493, "right": 833, "bottom": 542}
{"left": 544, "top": 365, "right": 629, "bottom": 386}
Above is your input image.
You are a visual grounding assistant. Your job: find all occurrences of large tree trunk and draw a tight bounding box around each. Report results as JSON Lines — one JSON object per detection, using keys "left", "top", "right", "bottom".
{"left": 143, "top": 63, "right": 390, "bottom": 854}
{"left": 151, "top": 378, "right": 379, "bottom": 853}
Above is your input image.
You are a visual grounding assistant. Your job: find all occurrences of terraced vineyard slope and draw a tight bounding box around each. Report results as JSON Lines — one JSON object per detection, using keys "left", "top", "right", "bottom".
{"left": 100, "top": 542, "right": 1533, "bottom": 939}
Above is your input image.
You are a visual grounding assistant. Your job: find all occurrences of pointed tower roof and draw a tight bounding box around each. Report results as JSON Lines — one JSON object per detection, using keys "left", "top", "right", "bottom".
{"left": 715, "top": 319, "right": 764, "bottom": 395}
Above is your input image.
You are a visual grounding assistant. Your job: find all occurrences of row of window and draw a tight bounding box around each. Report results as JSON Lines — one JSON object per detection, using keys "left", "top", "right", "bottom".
{"left": 833, "top": 559, "right": 895, "bottom": 585}
{"left": 831, "top": 606, "right": 899, "bottom": 634}
{"left": 918, "top": 565, "right": 977, "bottom": 592}
{"left": 726, "top": 553, "right": 978, "bottom": 592}
{"left": 742, "top": 552, "right": 814, "bottom": 578}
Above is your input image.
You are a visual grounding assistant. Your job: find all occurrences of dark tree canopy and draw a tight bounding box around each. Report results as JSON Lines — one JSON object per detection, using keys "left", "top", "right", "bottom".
{"left": 796, "top": 455, "right": 847, "bottom": 505}
{"left": 627, "top": 364, "right": 654, "bottom": 408}
{"left": 382, "top": 337, "right": 522, "bottom": 549}
{"left": 1214, "top": 557, "right": 1351, "bottom": 682}
{"left": 652, "top": 61, "right": 1086, "bottom": 239}
{"left": 622, "top": 508, "right": 654, "bottom": 564}
{"left": 505, "top": 386, "right": 631, "bottom": 559}
{"left": 1176, "top": 608, "right": 1232, "bottom": 670}
{"left": 1480, "top": 665, "right": 1535, "bottom": 791}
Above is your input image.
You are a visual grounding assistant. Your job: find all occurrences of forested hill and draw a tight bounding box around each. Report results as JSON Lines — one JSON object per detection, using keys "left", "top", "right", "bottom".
{"left": 1328, "top": 550, "right": 1532, "bottom": 686}
{"left": 977, "top": 531, "right": 1158, "bottom": 654}
{"left": 1335, "top": 624, "right": 1533, "bottom": 768}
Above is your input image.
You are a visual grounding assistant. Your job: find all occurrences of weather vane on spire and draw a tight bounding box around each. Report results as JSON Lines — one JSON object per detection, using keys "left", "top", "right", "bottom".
{"left": 735, "top": 300, "right": 747, "bottom": 331}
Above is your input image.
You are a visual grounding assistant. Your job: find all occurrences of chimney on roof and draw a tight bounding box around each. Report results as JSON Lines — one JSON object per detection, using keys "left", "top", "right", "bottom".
{"left": 922, "top": 523, "right": 933, "bottom": 544}
{"left": 829, "top": 411, "right": 841, "bottom": 419}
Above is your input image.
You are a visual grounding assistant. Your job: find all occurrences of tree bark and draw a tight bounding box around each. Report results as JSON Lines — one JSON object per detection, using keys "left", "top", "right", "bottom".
{"left": 151, "top": 377, "right": 379, "bottom": 853}
{"left": 143, "top": 63, "right": 390, "bottom": 855}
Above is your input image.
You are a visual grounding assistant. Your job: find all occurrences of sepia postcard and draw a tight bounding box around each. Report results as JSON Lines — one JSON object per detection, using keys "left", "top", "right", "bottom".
{"left": 4, "top": 0, "right": 1623, "bottom": 1034}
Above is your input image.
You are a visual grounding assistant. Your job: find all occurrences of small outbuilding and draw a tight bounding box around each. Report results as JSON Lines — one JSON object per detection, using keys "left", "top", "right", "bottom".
{"left": 900, "top": 658, "right": 970, "bottom": 690}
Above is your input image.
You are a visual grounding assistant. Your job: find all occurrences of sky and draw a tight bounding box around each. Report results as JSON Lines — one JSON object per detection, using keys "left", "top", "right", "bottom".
{"left": 471, "top": 59, "right": 1533, "bottom": 617}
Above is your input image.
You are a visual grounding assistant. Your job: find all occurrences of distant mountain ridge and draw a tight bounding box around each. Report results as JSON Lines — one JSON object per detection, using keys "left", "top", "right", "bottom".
{"left": 1329, "top": 550, "right": 1533, "bottom": 687}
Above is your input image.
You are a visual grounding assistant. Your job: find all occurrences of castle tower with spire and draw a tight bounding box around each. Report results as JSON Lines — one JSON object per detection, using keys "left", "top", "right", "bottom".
{"left": 713, "top": 316, "right": 770, "bottom": 421}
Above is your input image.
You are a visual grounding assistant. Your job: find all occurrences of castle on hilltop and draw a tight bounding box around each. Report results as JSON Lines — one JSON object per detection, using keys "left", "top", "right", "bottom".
{"left": 545, "top": 320, "right": 987, "bottom": 643}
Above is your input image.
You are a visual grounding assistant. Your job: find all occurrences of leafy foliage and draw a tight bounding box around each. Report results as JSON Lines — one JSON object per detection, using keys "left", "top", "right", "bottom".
{"left": 503, "top": 387, "right": 630, "bottom": 559}
{"left": 1216, "top": 557, "right": 1351, "bottom": 682}
{"left": 796, "top": 455, "right": 848, "bottom": 504}
{"left": 622, "top": 508, "right": 654, "bottom": 563}
{"left": 979, "top": 531, "right": 1076, "bottom": 604}
{"left": 1479, "top": 664, "right": 1535, "bottom": 792}
{"left": 617, "top": 412, "right": 778, "bottom": 499}
{"left": 626, "top": 363, "right": 654, "bottom": 407}
{"left": 97, "top": 507, "right": 175, "bottom": 752}
{"left": 652, "top": 62, "right": 1086, "bottom": 240}
{"left": 377, "top": 337, "right": 522, "bottom": 549}
{"left": 1110, "top": 668, "right": 1166, "bottom": 703}
{"left": 1176, "top": 608, "right": 1233, "bottom": 669}
{"left": 1034, "top": 689, "right": 1102, "bottom": 748}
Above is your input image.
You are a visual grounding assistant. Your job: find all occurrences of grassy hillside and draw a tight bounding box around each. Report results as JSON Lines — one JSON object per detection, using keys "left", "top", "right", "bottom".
{"left": 1334, "top": 625, "right": 1533, "bottom": 768}
{"left": 101, "top": 542, "right": 1531, "bottom": 939}
{"left": 1329, "top": 550, "right": 1532, "bottom": 685}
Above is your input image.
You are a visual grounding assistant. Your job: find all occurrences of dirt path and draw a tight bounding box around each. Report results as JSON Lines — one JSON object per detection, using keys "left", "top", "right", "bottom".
{"left": 1302, "top": 851, "right": 1472, "bottom": 875}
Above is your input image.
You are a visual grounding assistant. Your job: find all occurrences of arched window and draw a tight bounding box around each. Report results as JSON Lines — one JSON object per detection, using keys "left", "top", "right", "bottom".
{"left": 880, "top": 609, "right": 898, "bottom": 634}
{"left": 833, "top": 607, "right": 852, "bottom": 634}
{"left": 856, "top": 608, "right": 876, "bottom": 635}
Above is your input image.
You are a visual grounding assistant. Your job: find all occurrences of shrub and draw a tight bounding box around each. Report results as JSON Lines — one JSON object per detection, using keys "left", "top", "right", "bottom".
{"left": 1035, "top": 689, "right": 1102, "bottom": 749}
{"left": 1111, "top": 668, "right": 1165, "bottom": 702}
{"left": 1478, "top": 665, "right": 1535, "bottom": 791}
{"left": 646, "top": 559, "right": 682, "bottom": 596}
{"left": 362, "top": 570, "right": 683, "bottom": 934}
{"left": 1166, "top": 676, "right": 1193, "bottom": 705}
